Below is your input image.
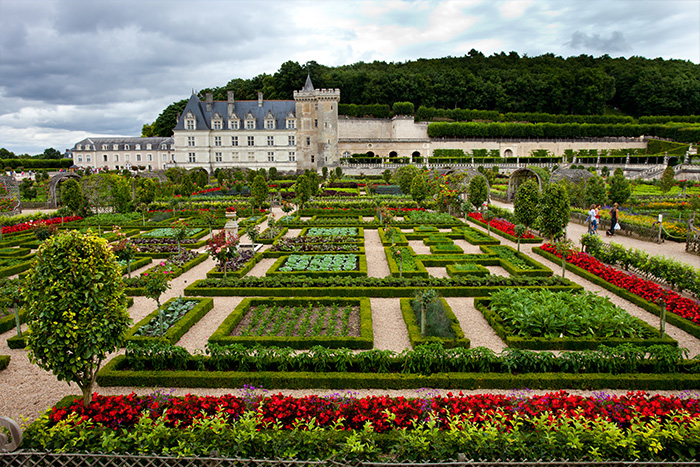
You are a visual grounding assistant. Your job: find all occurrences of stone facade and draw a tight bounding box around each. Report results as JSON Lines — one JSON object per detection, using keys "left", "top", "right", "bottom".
{"left": 71, "top": 137, "right": 174, "bottom": 171}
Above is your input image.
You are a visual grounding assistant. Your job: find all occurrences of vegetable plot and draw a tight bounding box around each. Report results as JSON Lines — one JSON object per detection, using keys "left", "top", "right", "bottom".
{"left": 278, "top": 254, "right": 358, "bottom": 272}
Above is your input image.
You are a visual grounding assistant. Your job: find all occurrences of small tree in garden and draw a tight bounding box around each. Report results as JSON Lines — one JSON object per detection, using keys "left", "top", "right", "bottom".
{"left": 111, "top": 226, "right": 139, "bottom": 278}
{"left": 60, "top": 179, "right": 85, "bottom": 215}
{"left": 460, "top": 202, "right": 470, "bottom": 219}
{"left": 514, "top": 179, "right": 540, "bottom": 233}
{"left": 515, "top": 224, "right": 526, "bottom": 252}
{"left": 322, "top": 166, "right": 329, "bottom": 180}
{"left": 294, "top": 175, "right": 313, "bottom": 211}
{"left": 395, "top": 165, "right": 419, "bottom": 195}
{"left": 659, "top": 166, "right": 675, "bottom": 193}
{"left": 171, "top": 219, "right": 190, "bottom": 253}
{"left": 414, "top": 289, "right": 438, "bottom": 337}
{"left": 583, "top": 175, "right": 607, "bottom": 207}
{"left": 468, "top": 176, "right": 488, "bottom": 211}
{"left": 382, "top": 169, "right": 392, "bottom": 184}
{"left": 538, "top": 182, "right": 570, "bottom": 242}
{"left": 142, "top": 264, "right": 172, "bottom": 337}
{"left": 251, "top": 174, "right": 269, "bottom": 213}
{"left": 245, "top": 223, "right": 260, "bottom": 253}
{"left": 554, "top": 239, "right": 574, "bottom": 278}
{"left": 608, "top": 168, "right": 631, "bottom": 205}
{"left": 206, "top": 230, "right": 240, "bottom": 277}
{"left": 136, "top": 202, "right": 148, "bottom": 226}
{"left": 410, "top": 173, "right": 429, "bottom": 205}
{"left": 392, "top": 246, "right": 404, "bottom": 278}
{"left": 22, "top": 230, "right": 130, "bottom": 406}
{"left": 335, "top": 166, "right": 343, "bottom": 179}
{"left": 483, "top": 209, "right": 495, "bottom": 236}
{"left": 281, "top": 200, "right": 294, "bottom": 216}
{"left": 199, "top": 209, "right": 217, "bottom": 237}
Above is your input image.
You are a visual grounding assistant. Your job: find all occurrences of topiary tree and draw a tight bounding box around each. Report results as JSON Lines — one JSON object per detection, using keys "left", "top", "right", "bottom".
{"left": 468, "top": 176, "right": 488, "bottom": 211}
{"left": 608, "top": 168, "right": 631, "bottom": 205}
{"left": 538, "top": 182, "right": 571, "bottom": 242}
{"left": 294, "top": 175, "right": 313, "bottom": 210}
{"left": 513, "top": 179, "right": 540, "bottom": 233}
{"left": 659, "top": 166, "right": 675, "bottom": 193}
{"left": 21, "top": 230, "right": 130, "bottom": 406}
{"left": 250, "top": 174, "right": 269, "bottom": 213}
{"left": 60, "top": 179, "right": 85, "bottom": 215}
{"left": 395, "top": 165, "right": 419, "bottom": 195}
{"left": 584, "top": 175, "right": 607, "bottom": 207}
{"left": 382, "top": 169, "right": 392, "bottom": 184}
{"left": 410, "top": 173, "right": 429, "bottom": 205}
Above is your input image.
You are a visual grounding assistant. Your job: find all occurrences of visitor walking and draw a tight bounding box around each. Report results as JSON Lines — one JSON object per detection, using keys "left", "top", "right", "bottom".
{"left": 606, "top": 203, "right": 619, "bottom": 236}
{"left": 586, "top": 204, "right": 597, "bottom": 234}
{"left": 595, "top": 205, "right": 601, "bottom": 234}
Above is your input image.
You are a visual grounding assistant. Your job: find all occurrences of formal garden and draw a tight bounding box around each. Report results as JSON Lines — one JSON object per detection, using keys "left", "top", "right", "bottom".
{"left": 2, "top": 165, "right": 700, "bottom": 463}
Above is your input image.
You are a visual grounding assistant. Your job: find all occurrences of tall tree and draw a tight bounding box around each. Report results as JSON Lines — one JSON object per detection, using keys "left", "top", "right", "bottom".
{"left": 22, "top": 230, "right": 130, "bottom": 406}
{"left": 584, "top": 175, "right": 607, "bottom": 207}
{"left": 467, "top": 175, "right": 488, "bottom": 210}
{"left": 608, "top": 168, "right": 632, "bottom": 205}
{"left": 538, "top": 182, "right": 570, "bottom": 242}
{"left": 250, "top": 174, "right": 269, "bottom": 212}
{"left": 513, "top": 179, "right": 540, "bottom": 230}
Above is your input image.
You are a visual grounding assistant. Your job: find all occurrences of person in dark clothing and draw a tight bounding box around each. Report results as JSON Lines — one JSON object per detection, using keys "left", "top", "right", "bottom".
{"left": 606, "top": 203, "right": 619, "bottom": 236}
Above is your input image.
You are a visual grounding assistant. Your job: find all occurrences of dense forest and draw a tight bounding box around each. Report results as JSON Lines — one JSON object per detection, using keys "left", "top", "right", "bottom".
{"left": 145, "top": 51, "right": 700, "bottom": 137}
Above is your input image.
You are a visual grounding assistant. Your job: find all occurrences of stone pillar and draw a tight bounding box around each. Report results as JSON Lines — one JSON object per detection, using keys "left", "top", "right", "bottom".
{"left": 224, "top": 211, "right": 238, "bottom": 238}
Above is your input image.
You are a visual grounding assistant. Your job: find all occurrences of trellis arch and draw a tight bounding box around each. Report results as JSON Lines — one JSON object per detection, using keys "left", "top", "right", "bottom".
{"left": 0, "top": 176, "right": 21, "bottom": 216}
{"left": 47, "top": 173, "right": 82, "bottom": 209}
{"left": 549, "top": 168, "right": 594, "bottom": 186}
{"left": 453, "top": 168, "right": 491, "bottom": 205}
{"left": 507, "top": 168, "right": 542, "bottom": 201}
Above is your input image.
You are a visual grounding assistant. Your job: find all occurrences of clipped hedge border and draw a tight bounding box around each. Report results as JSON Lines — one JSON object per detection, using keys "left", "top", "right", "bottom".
{"left": 258, "top": 227, "right": 288, "bottom": 245}
{"left": 415, "top": 254, "right": 499, "bottom": 268}
{"left": 532, "top": 247, "right": 700, "bottom": 340}
{"left": 0, "top": 259, "right": 33, "bottom": 279}
{"left": 0, "top": 247, "right": 31, "bottom": 257}
{"left": 208, "top": 297, "right": 373, "bottom": 349}
{"left": 263, "top": 246, "right": 365, "bottom": 259}
{"left": 0, "top": 308, "right": 27, "bottom": 334}
{"left": 459, "top": 226, "right": 501, "bottom": 245}
{"left": 0, "top": 355, "right": 9, "bottom": 371}
{"left": 124, "top": 297, "right": 214, "bottom": 345}
{"left": 429, "top": 243, "right": 465, "bottom": 255}
{"left": 206, "top": 252, "right": 263, "bottom": 278}
{"left": 474, "top": 298, "right": 677, "bottom": 350}
{"left": 446, "top": 263, "right": 490, "bottom": 278}
{"left": 466, "top": 217, "right": 543, "bottom": 243}
{"left": 238, "top": 215, "right": 268, "bottom": 228}
{"left": 125, "top": 253, "right": 207, "bottom": 296}
{"left": 7, "top": 334, "right": 25, "bottom": 349}
{"left": 121, "top": 257, "right": 152, "bottom": 276}
{"left": 266, "top": 254, "right": 368, "bottom": 278}
{"left": 299, "top": 227, "right": 365, "bottom": 240}
{"left": 96, "top": 356, "right": 700, "bottom": 390}
{"left": 423, "top": 235, "right": 454, "bottom": 246}
{"left": 378, "top": 227, "right": 408, "bottom": 246}
{"left": 481, "top": 245, "right": 553, "bottom": 277}
{"left": 0, "top": 234, "right": 34, "bottom": 248}
{"left": 400, "top": 297, "right": 470, "bottom": 349}
{"left": 185, "top": 280, "right": 582, "bottom": 298}
{"left": 384, "top": 246, "right": 429, "bottom": 278}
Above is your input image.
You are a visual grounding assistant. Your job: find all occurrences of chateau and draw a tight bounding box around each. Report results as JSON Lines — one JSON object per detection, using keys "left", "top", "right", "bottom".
{"left": 71, "top": 75, "right": 649, "bottom": 174}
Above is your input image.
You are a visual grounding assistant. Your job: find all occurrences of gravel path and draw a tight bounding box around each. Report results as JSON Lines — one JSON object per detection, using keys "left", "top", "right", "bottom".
{"left": 3, "top": 205, "right": 700, "bottom": 426}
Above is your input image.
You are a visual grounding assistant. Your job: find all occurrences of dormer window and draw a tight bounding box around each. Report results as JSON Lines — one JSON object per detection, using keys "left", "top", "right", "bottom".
{"left": 185, "top": 111, "right": 196, "bottom": 130}
{"left": 245, "top": 112, "right": 255, "bottom": 130}
{"left": 124, "top": 144, "right": 130, "bottom": 150}
{"left": 212, "top": 113, "right": 223, "bottom": 130}
{"left": 264, "top": 110, "right": 275, "bottom": 130}
{"left": 146, "top": 144, "right": 152, "bottom": 150}
{"left": 113, "top": 144, "right": 119, "bottom": 150}
{"left": 286, "top": 112, "right": 296, "bottom": 129}
{"left": 229, "top": 113, "right": 240, "bottom": 130}
{"left": 76, "top": 144, "right": 82, "bottom": 150}
{"left": 102, "top": 144, "right": 108, "bottom": 150}
{"left": 135, "top": 144, "right": 141, "bottom": 150}
{"left": 161, "top": 144, "right": 167, "bottom": 149}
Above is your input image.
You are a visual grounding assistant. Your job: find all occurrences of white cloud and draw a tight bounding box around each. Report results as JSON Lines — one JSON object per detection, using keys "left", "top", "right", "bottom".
{"left": 499, "top": 0, "right": 533, "bottom": 19}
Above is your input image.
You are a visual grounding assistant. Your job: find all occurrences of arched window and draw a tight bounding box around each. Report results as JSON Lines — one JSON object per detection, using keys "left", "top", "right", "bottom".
{"left": 389, "top": 151, "right": 398, "bottom": 158}
{"left": 504, "top": 149, "right": 513, "bottom": 157}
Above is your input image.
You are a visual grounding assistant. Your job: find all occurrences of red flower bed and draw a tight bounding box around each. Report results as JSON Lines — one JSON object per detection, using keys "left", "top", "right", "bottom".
{"left": 191, "top": 187, "right": 222, "bottom": 196}
{"left": 387, "top": 207, "right": 426, "bottom": 212}
{"left": 468, "top": 212, "right": 535, "bottom": 239}
{"left": 542, "top": 243, "right": 700, "bottom": 325}
{"left": 1, "top": 216, "right": 82, "bottom": 235}
{"left": 49, "top": 391, "right": 700, "bottom": 432}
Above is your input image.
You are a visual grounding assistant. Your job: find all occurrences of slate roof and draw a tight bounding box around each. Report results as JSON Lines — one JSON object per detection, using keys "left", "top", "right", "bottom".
{"left": 174, "top": 93, "right": 296, "bottom": 131}
{"left": 73, "top": 136, "right": 173, "bottom": 150}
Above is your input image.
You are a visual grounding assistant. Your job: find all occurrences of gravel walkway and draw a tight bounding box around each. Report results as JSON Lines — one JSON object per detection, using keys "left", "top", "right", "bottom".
{"left": 3, "top": 205, "right": 700, "bottom": 426}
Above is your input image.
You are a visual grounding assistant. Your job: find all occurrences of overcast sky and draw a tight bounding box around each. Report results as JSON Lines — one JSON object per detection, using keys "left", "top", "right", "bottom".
{"left": 1, "top": 0, "right": 699, "bottom": 156}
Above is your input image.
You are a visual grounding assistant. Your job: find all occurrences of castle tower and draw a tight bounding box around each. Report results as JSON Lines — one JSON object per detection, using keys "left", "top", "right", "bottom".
{"left": 293, "top": 74, "right": 340, "bottom": 172}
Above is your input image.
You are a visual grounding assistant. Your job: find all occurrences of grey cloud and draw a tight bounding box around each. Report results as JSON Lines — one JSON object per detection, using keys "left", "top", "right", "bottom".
{"left": 567, "top": 31, "right": 631, "bottom": 53}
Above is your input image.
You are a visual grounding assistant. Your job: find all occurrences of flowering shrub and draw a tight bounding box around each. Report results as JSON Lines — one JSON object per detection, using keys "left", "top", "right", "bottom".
{"left": 542, "top": 243, "right": 700, "bottom": 325}
{"left": 468, "top": 212, "right": 536, "bottom": 239}
{"left": 1, "top": 215, "right": 82, "bottom": 235}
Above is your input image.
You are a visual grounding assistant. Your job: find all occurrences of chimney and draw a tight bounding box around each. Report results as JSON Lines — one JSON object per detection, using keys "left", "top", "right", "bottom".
{"left": 227, "top": 91, "right": 235, "bottom": 116}
{"left": 258, "top": 91, "right": 263, "bottom": 107}
{"left": 205, "top": 93, "right": 213, "bottom": 112}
